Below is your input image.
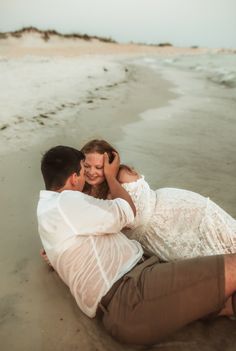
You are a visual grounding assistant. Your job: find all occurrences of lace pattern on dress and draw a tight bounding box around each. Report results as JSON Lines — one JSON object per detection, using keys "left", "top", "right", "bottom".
{"left": 122, "top": 176, "right": 156, "bottom": 231}
{"left": 122, "top": 179, "right": 236, "bottom": 261}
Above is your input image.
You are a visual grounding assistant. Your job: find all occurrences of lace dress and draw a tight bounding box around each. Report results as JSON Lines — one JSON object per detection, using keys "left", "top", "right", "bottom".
{"left": 122, "top": 176, "right": 236, "bottom": 261}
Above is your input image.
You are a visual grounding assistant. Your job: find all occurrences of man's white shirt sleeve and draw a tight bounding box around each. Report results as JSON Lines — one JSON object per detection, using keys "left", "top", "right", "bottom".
{"left": 58, "top": 190, "right": 134, "bottom": 235}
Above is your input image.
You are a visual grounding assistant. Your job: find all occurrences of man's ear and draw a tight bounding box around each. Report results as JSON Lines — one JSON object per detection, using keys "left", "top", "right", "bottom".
{"left": 70, "top": 172, "right": 79, "bottom": 186}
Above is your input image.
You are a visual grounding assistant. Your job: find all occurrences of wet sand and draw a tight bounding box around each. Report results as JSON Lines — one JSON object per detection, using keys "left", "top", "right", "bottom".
{"left": 1, "top": 34, "right": 236, "bottom": 351}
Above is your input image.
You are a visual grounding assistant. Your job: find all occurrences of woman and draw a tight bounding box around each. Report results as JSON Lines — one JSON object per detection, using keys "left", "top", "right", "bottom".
{"left": 81, "top": 139, "right": 236, "bottom": 261}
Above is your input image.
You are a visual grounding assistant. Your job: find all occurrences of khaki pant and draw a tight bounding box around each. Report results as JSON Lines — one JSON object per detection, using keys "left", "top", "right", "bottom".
{"left": 99, "top": 255, "right": 225, "bottom": 345}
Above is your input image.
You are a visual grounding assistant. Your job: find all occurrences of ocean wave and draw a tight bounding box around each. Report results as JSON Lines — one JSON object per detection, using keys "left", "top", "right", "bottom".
{"left": 206, "top": 70, "right": 236, "bottom": 88}
{"left": 162, "top": 53, "right": 236, "bottom": 89}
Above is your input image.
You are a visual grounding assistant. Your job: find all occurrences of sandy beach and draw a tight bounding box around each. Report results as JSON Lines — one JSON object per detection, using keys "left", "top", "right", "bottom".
{"left": 1, "top": 29, "right": 236, "bottom": 351}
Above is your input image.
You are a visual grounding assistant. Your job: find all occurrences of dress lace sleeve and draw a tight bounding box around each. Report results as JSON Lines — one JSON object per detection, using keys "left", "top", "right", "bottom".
{"left": 122, "top": 176, "right": 154, "bottom": 229}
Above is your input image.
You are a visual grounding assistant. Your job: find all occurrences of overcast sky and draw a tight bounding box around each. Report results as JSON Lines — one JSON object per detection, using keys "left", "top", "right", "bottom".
{"left": 0, "top": 0, "right": 235, "bottom": 48}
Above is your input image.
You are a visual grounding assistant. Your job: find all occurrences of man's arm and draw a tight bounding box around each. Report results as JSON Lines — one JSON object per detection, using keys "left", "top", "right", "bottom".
{"left": 104, "top": 152, "right": 136, "bottom": 216}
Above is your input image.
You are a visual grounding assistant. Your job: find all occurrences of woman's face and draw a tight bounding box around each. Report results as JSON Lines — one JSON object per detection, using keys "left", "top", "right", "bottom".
{"left": 84, "top": 152, "right": 105, "bottom": 186}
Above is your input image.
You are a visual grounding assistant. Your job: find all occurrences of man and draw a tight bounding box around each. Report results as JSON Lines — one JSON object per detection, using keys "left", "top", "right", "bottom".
{"left": 37, "top": 145, "right": 236, "bottom": 345}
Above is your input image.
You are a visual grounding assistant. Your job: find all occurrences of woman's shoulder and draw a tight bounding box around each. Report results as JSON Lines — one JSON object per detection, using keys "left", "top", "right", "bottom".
{"left": 117, "top": 166, "right": 141, "bottom": 184}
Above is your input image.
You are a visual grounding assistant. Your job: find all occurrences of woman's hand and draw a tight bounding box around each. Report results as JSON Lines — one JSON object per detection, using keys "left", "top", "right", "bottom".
{"left": 103, "top": 151, "right": 136, "bottom": 216}
{"left": 104, "top": 152, "right": 120, "bottom": 180}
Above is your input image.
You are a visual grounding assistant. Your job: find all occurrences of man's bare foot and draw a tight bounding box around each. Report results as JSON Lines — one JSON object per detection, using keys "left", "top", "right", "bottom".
{"left": 40, "top": 248, "right": 54, "bottom": 270}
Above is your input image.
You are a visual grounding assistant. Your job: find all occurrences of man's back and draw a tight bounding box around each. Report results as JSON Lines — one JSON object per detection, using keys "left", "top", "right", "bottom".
{"left": 37, "top": 189, "right": 143, "bottom": 317}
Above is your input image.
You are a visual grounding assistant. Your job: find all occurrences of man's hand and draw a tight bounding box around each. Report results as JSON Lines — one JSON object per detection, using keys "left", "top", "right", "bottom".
{"left": 40, "top": 248, "right": 54, "bottom": 270}
{"left": 104, "top": 152, "right": 120, "bottom": 180}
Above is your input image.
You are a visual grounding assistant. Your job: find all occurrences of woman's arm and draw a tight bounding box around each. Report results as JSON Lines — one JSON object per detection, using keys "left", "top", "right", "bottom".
{"left": 104, "top": 153, "right": 136, "bottom": 216}
{"left": 117, "top": 167, "right": 141, "bottom": 184}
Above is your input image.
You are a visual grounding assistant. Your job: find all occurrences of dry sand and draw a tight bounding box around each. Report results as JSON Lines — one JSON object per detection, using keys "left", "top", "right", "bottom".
{"left": 0, "top": 32, "right": 236, "bottom": 351}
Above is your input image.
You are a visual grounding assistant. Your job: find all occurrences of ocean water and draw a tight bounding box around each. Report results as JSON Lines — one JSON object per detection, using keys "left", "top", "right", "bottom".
{"left": 141, "top": 51, "right": 236, "bottom": 90}
{"left": 128, "top": 51, "right": 236, "bottom": 124}
{"left": 0, "top": 50, "right": 235, "bottom": 157}
{"left": 118, "top": 52, "right": 236, "bottom": 205}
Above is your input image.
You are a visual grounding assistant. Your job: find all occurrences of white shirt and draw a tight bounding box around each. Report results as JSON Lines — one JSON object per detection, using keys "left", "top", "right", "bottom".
{"left": 37, "top": 190, "right": 143, "bottom": 317}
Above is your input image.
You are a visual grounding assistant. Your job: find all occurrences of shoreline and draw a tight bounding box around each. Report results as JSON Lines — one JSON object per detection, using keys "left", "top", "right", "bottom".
{"left": 117, "top": 57, "right": 236, "bottom": 217}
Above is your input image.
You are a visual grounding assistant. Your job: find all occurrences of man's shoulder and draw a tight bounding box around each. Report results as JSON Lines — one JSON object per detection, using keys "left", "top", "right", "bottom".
{"left": 61, "top": 190, "right": 82, "bottom": 196}
{"left": 60, "top": 190, "right": 85, "bottom": 200}
{"left": 59, "top": 190, "right": 94, "bottom": 204}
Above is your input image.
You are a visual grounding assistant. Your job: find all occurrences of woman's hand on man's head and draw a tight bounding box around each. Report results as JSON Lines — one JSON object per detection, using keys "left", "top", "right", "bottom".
{"left": 103, "top": 152, "right": 120, "bottom": 180}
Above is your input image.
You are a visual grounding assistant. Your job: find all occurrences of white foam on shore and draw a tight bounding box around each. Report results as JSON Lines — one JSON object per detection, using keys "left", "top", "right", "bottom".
{"left": 0, "top": 55, "right": 126, "bottom": 154}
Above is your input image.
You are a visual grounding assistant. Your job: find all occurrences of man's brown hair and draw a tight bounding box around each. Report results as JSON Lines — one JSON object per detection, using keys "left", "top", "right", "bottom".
{"left": 41, "top": 145, "right": 84, "bottom": 190}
